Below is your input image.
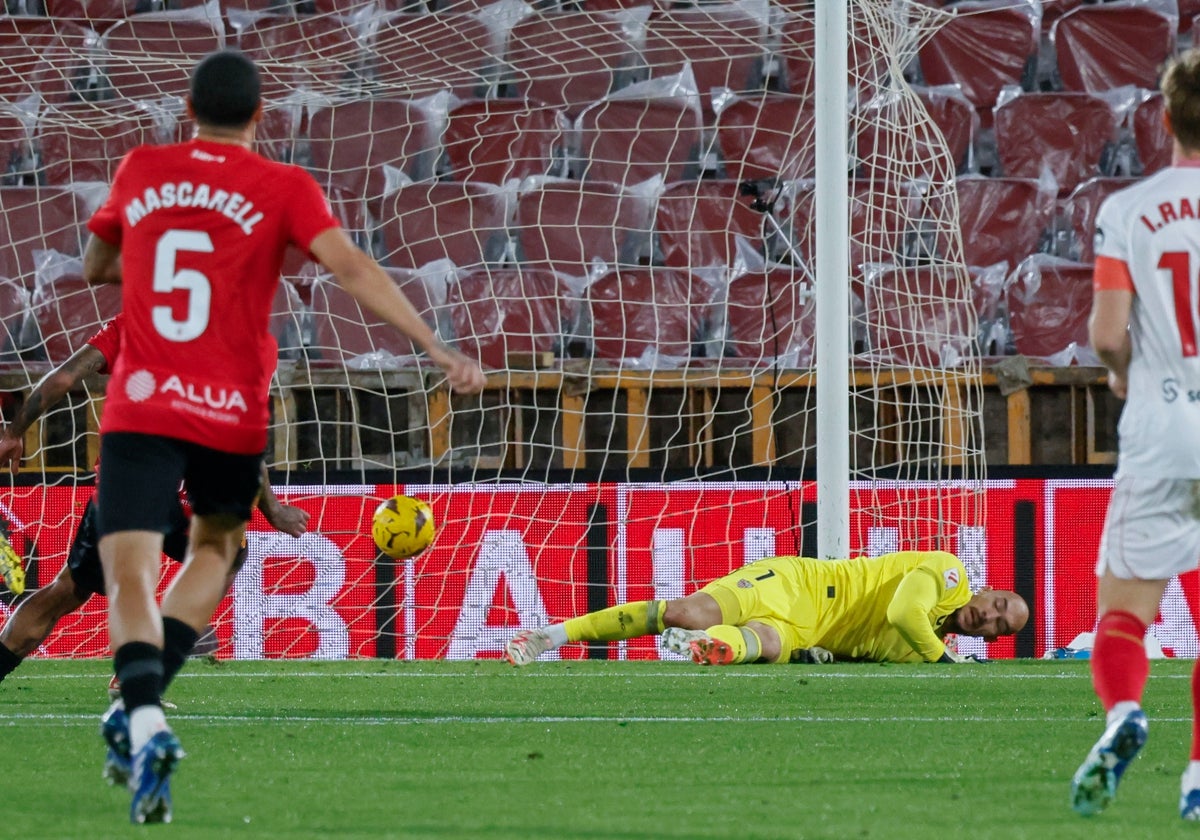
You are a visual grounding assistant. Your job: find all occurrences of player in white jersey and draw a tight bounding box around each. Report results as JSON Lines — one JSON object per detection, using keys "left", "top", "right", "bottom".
{"left": 1070, "top": 49, "right": 1200, "bottom": 820}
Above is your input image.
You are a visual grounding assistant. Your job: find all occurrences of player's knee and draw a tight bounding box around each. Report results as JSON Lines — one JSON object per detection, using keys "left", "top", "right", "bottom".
{"left": 663, "top": 594, "right": 722, "bottom": 630}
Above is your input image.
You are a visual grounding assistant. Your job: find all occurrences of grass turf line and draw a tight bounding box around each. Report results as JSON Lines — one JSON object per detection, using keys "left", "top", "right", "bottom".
{"left": 2, "top": 658, "right": 1195, "bottom": 840}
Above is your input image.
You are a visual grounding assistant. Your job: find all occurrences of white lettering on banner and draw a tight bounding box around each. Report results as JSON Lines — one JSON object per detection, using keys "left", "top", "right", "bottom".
{"left": 867, "top": 527, "right": 898, "bottom": 557}
{"left": 447, "top": 530, "right": 551, "bottom": 660}
{"left": 743, "top": 528, "right": 776, "bottom": 564}
{"left": 1152, "top": 576, "right": 1200, "bottom": 658}
{"left": 234, "top": 532, "right": 349, "bottom": 660}
{"left": 653, "top": 528, "right": 686, "bottom": 661}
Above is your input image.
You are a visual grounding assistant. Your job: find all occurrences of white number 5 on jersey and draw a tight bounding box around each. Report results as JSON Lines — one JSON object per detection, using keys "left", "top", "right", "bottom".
{"left": 153, "top": 229, "right": 213, "bottom": 342}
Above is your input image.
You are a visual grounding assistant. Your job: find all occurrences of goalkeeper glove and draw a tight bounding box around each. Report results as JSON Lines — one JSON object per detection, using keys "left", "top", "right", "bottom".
{"left": 792, "top": 646, "right": 835, "bottom": 664}
{"left": 937, "top": 649, "right": 991, "bottom": 664}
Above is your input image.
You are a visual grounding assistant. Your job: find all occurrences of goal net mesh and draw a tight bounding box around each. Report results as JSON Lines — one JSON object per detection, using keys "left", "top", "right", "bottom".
{"left": 0, "top": 0, "right": 989, "bottom": 661}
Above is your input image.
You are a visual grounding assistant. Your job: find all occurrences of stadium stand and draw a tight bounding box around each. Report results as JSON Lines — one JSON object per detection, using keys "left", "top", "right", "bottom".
{"left": 34, "top": 100, "right": 163, "bottom": 186}
{"left": 234, "top": 12, "right": 367, "bottom": 100}
{"left": 992, "top": 91, "right": 1121, "bottom": 195}
{"left": 503, "top": 11, "right": 640, "bottom": 116}
{"left": 585, "top": 267, "right": 713, "bottom": 362}
{"left": 574, "top": 95, "right": 706, "bottom": 185}
{"left": 1132, "top": 91, "right": 1170, "bottom": 176}
{"left": 307, "top": 98, "right": 439, "bottom": 213}
{"left": 642, "top": 7, "right": 768, "bottom": 104}
{"left": 723, "top": 267, "right": 816, "bottom": 368}
{"left": 0, "top": 108, "right": 33, "bottom": 184}
{"left": 440, "top": 99, "right": 568, "bottom": 185}
{"left": 27, "top": 267, "right": 122, "bottom": 364}
{"left": 921, "top": 175, "right": 1057, "bottom": 272}
{"left": 0, "top": 17, "right": 95, "bottom": 106}
{"left": 514, "top": 179, "right": 652, "bottom": 277}
{"left": 653, "top": 179, "right": 767, "bottom": 271}
{"left": 1049, "top": 2, "right": 1175, "bottom": 93}
{"left": 0, "top": 187, "right": 90, "bottom": 289}
{"left": 446, "top": 267, "right": 578, "bottom": 370}
{"left": 855, "top": 85, "right": 977, "bottom": 180}
{"left": 374, "top": 181, "right": 510, "bottom": 271}
{"left": 1006, "top": 256, "right": 1094, "bottom": 362}
{"left": 306, "top": 268, "right": 442, "bottom": 367}
{"left": 98, "top": 11, "right": 226, "bottom": 101}
{"left": 366, "top": 12, "right": 503, "bottom": 99}
{"left": 714, "top": 93, "right": 815, "bottom": 183}
{"left": 915, "top": 0, "right": 1040, "bottom": 123}
{"left": 862, "top": 264, "right": 976, "bottom": 368}
{"left": 776, "top": 12, "right": 889, "bottom": 99}
{"left": 1061, "top": 176, "right": 1140, "bottom": 264}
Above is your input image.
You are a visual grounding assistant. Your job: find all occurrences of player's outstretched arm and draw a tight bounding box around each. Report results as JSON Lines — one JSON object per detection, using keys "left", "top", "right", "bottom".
{"left": 257, "top": 463, "right": 308, "bottom": 538}
{"left": 885, "top": 568, "right": 948, "bottom": 662}
{"left": 0, "top": 343, "right": 107, "bottom": 474}
{"left": 308, "top": 228, "right": 487, "bottom": 395}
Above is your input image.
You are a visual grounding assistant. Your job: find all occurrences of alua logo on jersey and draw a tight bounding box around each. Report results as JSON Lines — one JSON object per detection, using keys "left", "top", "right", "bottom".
{"left": 125, "top": 369, "right": 248, "bottom": 412}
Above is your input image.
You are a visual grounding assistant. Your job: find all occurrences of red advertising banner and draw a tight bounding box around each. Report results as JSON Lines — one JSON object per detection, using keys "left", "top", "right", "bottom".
{"left": 0, "top": 478, "right": 1192, "bottom": 661}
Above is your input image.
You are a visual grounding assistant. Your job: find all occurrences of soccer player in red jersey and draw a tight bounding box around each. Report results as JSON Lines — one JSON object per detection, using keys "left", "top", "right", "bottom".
{"left": 0, "top": 313, "right": 309, "bottom": 695}
{"left": 81, "top": 51, "right": 486, "bottom": 823}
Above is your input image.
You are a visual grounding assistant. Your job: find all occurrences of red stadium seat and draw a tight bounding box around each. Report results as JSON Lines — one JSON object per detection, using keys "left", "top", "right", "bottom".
{"left": 505, "top": 11, "right": 640, "bottom": 116}
{"left": 35, "top": 101, "right": 163, "bottom": 186}
{"left": 855, "top": 85, "right": 977, "bottom": 180}
{"left": 0, "top": 187, "right": 89, "bottom": 288}
{"left": 922, "top": 176, "right": 1056, "bottom": 272}
{"left": 653, "top": 180, "right": 767, "bottom": 270}
{"left": 1006, "top": 256, "right": 1094, "bottom": 362}
{"left": 100, "top": 14, "right": 226, "bottom": 101}
{"left": 862, "top": 264, "right": 975, "bottom": 368}
{"left": 1050, "top": 3, "right": 1175, "bottom": 94}
{"left": 0, "top": 108, "right": 32, "bottom": 183}
{"left": 723, "top": 267, "right": 815, "bottom": 368}
{"left": 586, "top": 267, "right": 713, "bottom": 362}
{"left": 441, "top": 100, "right": 568, "bottom": 185}
{"left": 375, "top": 182, "right": 509, "bottom": 271}
{"left": 514, "top": 180, "right": 652, "bottom": 277}
{"left": 43, "top": 1, "right": 152, "bottom": 31}
{"left": 777, "top": 13, "right": 889, "bottom": 99}
{"left": 1133, "top": 92, "right": 1170, "bottom": 177}
{"left": 0, "top": 18, "right": 96, "bottom": 106}
{"left": 366, "top": 12, "right": 503, "bottom": 99}
{"left": 715, "top": 93, "right": 815, "bottom": 183}
{"left": 993, "top": 91, "right": 1120, "bottom": 195}
{"left": 0, "top": 279, "right": 30, "bottom": 361}
{"left": 642, "top": 8, "right": 767, "bottom": 101}
{"left": 1062, "top": 176, "right": 1139, "bottom": 264}
{"left": 307, "top": 268, "right": 443, "bottom": 366}
{"left": 780, "top": 179, "right": 923, "bottom": 280}
{"left": 446, "top": 267, "right": 578, "bottom": 370}
{"left": 575, "top": 96, "right": 705, "bottom": 185}
{"left": 917, "top": 1, "right": 1039, "bottom": 120}
{"left": 28, "top": 270, "right": 122, "bottom": 364}
{"left": 236, "top": 14, "right": 366, "bottom": 100}
{"left": 308, "top": 98, "right": 439, "bottom": 212}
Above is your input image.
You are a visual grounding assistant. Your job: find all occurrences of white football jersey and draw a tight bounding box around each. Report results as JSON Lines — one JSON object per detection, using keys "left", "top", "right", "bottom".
{"left": 1094, "top": 167, "right": 1200, "bottom": 477}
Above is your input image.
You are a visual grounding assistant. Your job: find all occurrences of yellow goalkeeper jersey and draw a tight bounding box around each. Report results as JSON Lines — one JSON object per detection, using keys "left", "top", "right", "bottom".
{"left": 778, "top": 551, "right": 971, "bottom": 663}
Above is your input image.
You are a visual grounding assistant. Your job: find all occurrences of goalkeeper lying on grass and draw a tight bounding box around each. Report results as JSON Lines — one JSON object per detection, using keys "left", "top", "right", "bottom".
{"left": 505, "top": 551, "right": 1028, "bottom": 666}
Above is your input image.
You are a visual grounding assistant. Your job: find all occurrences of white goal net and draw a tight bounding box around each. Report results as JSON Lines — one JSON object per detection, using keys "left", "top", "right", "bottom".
{"left": 0, "top": 0, "right": 988, "bottom": 661}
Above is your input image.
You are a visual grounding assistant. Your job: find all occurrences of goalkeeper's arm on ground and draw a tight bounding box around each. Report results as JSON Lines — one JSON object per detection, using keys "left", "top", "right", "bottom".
{"left": 885, "top": 567, "right": 950, "bottom": 662}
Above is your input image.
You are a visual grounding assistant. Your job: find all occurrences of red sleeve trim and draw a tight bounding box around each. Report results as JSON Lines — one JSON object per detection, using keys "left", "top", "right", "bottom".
{"left": 1093, "top": 255, "right": 1134, "bottom": 292}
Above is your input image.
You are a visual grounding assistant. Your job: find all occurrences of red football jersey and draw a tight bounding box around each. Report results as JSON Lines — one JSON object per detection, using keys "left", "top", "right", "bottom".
{"left": 85, "top": 312, "right": 123, "bottom": 373}
{"left": 88, "top": 139, "right": 339, "bottom": 454}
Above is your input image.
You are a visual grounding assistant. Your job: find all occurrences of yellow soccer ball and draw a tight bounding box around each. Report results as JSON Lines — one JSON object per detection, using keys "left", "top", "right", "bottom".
{"left": 371, "top": 495, "right": 436, "bottom": 559}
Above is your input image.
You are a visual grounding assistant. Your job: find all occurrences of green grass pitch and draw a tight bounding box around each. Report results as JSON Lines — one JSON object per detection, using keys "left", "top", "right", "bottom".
{"left": 4, "top": 658, "right": 1200, "bottom": 839}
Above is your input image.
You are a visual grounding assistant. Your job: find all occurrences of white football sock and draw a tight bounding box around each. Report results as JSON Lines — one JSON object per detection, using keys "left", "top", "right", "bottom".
{"left": 129, "top": 705, "right": 168, "bottom": 754}
{"left": 1106, "top": 700, "right": 1141, "bottom": 729}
